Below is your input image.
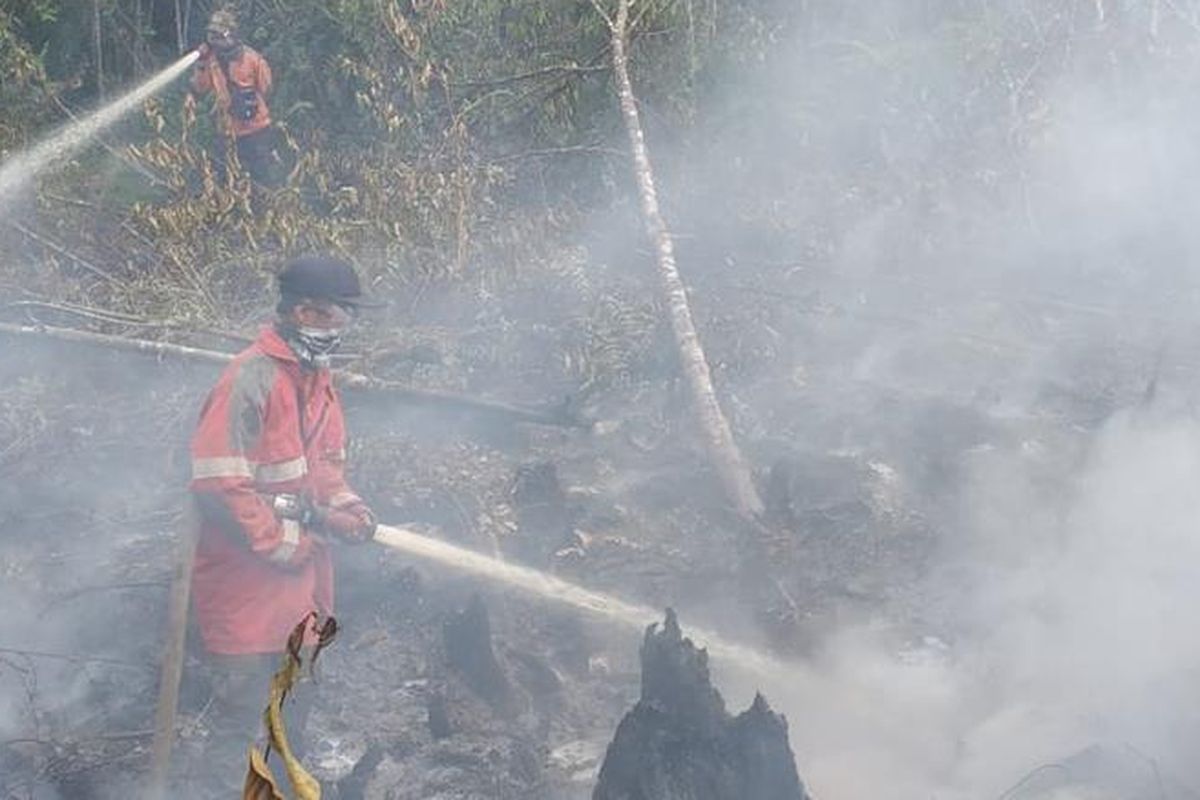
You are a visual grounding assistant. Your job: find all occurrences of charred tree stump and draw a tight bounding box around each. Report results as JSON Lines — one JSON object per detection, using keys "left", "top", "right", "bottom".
{"left": 335, "top": 743, "right": 385, "bottom": 800}
{"left": 426, "top": 690, "right": 453, "bottom": 740}
{"left": 442, "top": 594, "right": 516, "bottom": 716}
{"left": 594, "top": 609, "right": 810, "bottom": 800}
{"left": 590, "top": 0, "right": 765, "bottom": 520}
{"left": 511, "top": 461, "right": 573, "bottom": 562}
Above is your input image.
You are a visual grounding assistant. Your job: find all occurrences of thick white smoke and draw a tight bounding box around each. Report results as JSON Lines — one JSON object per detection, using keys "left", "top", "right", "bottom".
{"left": 690, "top": 6, "right": 1200, "bottom": 798}
{"left": 713, "top": 409, "right": 1200, "bottom": 799}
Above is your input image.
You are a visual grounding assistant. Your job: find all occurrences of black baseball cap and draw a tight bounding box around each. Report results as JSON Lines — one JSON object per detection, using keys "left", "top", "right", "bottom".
{"left": 277, "top": 254, "right": 382, "bottom": 309}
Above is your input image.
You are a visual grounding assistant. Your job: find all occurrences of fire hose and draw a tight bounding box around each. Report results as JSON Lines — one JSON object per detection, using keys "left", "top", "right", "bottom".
{"left": 147, "top": 518, "right": 782, "bottom": 800}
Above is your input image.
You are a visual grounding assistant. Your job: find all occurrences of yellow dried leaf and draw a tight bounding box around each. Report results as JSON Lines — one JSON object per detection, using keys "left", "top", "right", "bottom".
{"left": 243, "top": 614, "right": 337, "bottom": 800}
{"left": 243, "top": 746, "right": 286, "bottom": 800}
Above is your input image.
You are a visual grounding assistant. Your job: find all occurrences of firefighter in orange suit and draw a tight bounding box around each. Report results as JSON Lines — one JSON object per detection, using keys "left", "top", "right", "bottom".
{"left": 189, "top": 254, "right": 377, "bottom": 790}
{"left": 186, "top": 8, "right": 277, "bottom": 186}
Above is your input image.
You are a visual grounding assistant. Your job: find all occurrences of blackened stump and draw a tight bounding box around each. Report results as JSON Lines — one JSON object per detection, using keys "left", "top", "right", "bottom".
{"left": 442, "top": 594, "right": 516, "bottom": 715}
{"left": 593, "top": 609, "right": 809, "bottom": 800}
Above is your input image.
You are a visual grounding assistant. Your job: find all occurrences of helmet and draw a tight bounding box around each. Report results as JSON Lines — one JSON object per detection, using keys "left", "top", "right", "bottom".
{"left": 207, "top": 8, "right": 238, "bottom": 35}
{"left": 277, "top": 254, "right": 378, "bottom": 310}
{"left": 277, "top": 255, "right": 379, "bottom": 369}
{"left": 206, "top": 8, "right": 240, "bottom": 52}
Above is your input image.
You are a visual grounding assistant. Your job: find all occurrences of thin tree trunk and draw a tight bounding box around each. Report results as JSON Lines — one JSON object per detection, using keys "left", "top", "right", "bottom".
{"left": 145, "top": 502, "right": 197, "bottom": 800}
{"left": 591, "top": 0, "right": 764, "bottom": 519}
{"left": 94, "top": 0, "right": 106, "bottom": 99}
{"left": 174, "top": 0, "right": 184, "bottom": 53}
{"left": 134, "top": 0, "right": 144, "bottom": 74}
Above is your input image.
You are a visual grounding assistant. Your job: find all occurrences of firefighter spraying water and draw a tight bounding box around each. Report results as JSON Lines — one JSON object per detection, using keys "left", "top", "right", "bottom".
{"left": 184, "top": 8, "right": 280, "bottom": 187}
{"left": 0, "top": 6, "right": 283, "bottom": 213}
{"left": 184, "top": 254, "right": 379, "bottom": 795}
{"left": 170, "top": 253, "right": 796, "bottom": 796}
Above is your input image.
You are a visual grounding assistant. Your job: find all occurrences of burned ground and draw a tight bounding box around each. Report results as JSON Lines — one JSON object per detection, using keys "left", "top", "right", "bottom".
{"left": 6, "top": 3, "right": 1200, "bottom": 799}
{"left": 0, "top": 256, "right": 1160, "bottom": 799}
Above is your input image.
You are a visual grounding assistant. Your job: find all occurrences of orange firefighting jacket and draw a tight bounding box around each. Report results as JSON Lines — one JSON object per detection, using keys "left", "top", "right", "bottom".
{"left": 190, "top": 46, "right": 273, "bottom": 138}
{"left": 189, "top": 325, "right": 363, "bottom": 654}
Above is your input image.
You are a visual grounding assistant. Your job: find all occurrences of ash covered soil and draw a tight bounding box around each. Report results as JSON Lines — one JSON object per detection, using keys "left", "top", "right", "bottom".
{"left": 13, "top": 4, "right": 1200, "bottom": 796}
{"left": 3, "top": 262, "right": 1185, "bottom": 800}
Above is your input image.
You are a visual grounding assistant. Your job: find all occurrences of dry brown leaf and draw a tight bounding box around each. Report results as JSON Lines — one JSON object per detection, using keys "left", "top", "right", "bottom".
{"left": 243, "top": 746, "right": 286, "bottom": 800}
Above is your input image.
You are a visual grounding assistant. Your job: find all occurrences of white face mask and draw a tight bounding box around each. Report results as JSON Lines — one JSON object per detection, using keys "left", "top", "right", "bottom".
{"left": 290, "top": 326, "right": 343, "bottom": 369}
{"left": 207, "top": 29, "right": 238, "bottom": 53}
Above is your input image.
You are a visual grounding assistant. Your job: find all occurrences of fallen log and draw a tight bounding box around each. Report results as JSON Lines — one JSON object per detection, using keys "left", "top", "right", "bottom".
{"left": 0, "top": 321, "right": 584, "bottom": 428}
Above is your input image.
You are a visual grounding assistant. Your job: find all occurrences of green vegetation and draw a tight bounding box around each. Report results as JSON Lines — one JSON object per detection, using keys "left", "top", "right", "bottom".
{"left": 0, "top": 1, "right": 805, "bottom": 403}
{"left": 0, "top": 1, "right": 1184, "bottom": 394}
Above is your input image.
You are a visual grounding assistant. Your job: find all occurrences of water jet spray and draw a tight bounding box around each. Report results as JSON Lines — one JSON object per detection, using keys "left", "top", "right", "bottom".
{"left": 372, "top": 523, "right": 795, "bottom": 682}
{"left": 0, "top": 50, "right": 200, "bottom": 208}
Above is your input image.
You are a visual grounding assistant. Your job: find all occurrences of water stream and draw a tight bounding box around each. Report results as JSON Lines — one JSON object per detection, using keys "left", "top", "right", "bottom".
{"left": 373, "top": 523, "right": 794, "bottom": 682}
{"left": 0, "top": 51, "right": 199, "bottom": 207}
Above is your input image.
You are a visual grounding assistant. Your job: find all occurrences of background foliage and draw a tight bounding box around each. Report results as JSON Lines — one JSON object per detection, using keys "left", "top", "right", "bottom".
{"left": 2, "top": 0, "right": 1194, "bottom": 396}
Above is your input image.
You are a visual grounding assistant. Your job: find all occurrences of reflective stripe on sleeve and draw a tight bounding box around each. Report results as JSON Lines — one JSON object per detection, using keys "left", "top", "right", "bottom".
{"left": 192, "top": 456, "right": 253, "bottom": 480}
{"left": 268, "top": 519, "right": 301, "bottom": 564}
{"left": 256, "top": 456, "right": 308, "bottom": 484}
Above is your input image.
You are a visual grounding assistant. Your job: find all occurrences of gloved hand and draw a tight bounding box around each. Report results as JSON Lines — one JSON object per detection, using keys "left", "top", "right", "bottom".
{"left": 314, "top": 502, "right": 376, "bottom": 544}
{"left": 195, "top": 43, "right": 213, "bottom": 62}
{"left": 263, "top": 523, "right": 319, "bottom": 572}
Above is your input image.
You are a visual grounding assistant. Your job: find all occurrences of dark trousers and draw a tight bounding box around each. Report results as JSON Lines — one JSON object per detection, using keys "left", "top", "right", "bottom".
{"left": 214, "top": 126, "right": 280, "bottom": 188}
{"left": 204, "top": 652, "right": 314, "bottom": 795}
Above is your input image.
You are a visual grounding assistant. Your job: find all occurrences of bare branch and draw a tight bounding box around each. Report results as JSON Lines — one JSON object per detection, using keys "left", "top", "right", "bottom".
{"left": 589, "top": 0, "right": 615, "bottom": 30}
{"left": 0, "top": 322, "right": 586, "bottom": 428}
{"left": 0, "top": 645, "right": 149, "bottom": 670}
{"left": 489, "top": 144, "right": 624, "bottom": 163}
{"left": 6, "top": 221, "right": 119, "bottom": 285}
{"left": 451, "top": 62, "right": 608, "bottom": 89}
